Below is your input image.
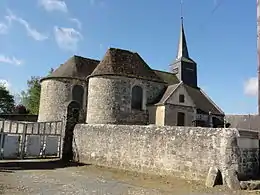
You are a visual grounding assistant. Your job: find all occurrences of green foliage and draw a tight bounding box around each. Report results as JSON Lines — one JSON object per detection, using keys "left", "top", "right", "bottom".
{"left": 20, "top": 68, "right": 54, "bottom": 115}
{"left": 21, "top": 76, "right": 41, "bottom": 115}
{"left": 0, "top": 85, "right": 15, "bottom": 114}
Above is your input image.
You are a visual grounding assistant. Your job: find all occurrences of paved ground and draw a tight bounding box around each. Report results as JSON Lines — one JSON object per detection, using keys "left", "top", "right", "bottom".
{"left": 0, "top": 160, "right": 259, "bottom": 195}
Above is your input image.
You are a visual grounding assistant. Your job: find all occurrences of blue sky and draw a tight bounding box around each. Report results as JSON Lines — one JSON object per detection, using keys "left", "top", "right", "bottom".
{"left": 0, "top": 0, "right": 257, "bottom": 114}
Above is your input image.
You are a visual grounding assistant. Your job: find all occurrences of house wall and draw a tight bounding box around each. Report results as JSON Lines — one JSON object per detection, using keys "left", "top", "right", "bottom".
{"left": 162, "top": 84, "right": 195, "bottom": 126}
{"left": 147, "top": 106, "right": 156, "bottom": 124}
{"left": 38, "top": 78, "right": 87, "bottom": 123}
{"left": 237, "top": 130, "right": 260, "bottom": 179}
{"left": 155, "top": 105, "right": 165, "bottom": 126}
{"left": 165, "top": 84, "right": 195, "bottom": 107}
{"left": 164, "top": 104, "right": 194, "bottom": 126}
{"left": 74, "top": 124, "right": 259, "bottom": 181}
{"left": 86, "top": 76, "right": 165, "bottom": 125}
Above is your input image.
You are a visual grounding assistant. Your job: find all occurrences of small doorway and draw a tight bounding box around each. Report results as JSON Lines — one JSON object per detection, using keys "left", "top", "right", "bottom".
{"left": 62, "top": 101, "right": 80, "bottom": 163}
{"left": 177, "top": 112, "right": 185, "bottom": 126}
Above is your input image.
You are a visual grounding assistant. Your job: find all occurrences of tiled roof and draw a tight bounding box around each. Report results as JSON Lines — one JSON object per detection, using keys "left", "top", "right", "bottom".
{"left": 225, "top": 115, "right": 260, "bottom": 130}
{"left": 47, "top": 55, "right": 100, "bottom": 79}
{"left": 155, "top": 84, "right": 180, "bottom": 105}
{"left": 184, "top": 84, "right": 224, "bottom": 115}
{"left": 90, "top": 48, "right": 164, "bottom": 83}
{"left": 153, "top": 70, "right": 179, "bottom": 85}
{"left": 155, "top": 82, "right": 224, "bottom": 115}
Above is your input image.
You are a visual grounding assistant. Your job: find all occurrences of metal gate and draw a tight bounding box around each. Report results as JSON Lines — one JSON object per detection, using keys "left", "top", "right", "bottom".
{"left": 0, "top": 119, "right": 63, "bottom": 160}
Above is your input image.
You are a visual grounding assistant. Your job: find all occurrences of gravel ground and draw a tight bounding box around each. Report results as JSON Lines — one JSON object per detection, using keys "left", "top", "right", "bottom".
{"left": 0, "top": 160, "right": 260, "bottom": 195}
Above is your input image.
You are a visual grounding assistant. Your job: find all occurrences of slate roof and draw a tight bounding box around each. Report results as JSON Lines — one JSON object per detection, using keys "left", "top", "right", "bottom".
{"left": 153, "top": 70, "right": 179, "bottom": 85}
{"left": 184, "top": 85, "right": 224, "bottom": 115}
{"left": 225, "top": 115, "right": 260, "bottom": 131}
{"left": 47, "top": 55, "right": 100, "bottom": 79}
{"left": 155, "top": 82, "right": 224, "bottom": 115}
{"left": 90, "top": 48, "right": 164, "bottom": 83}
{"left": 176, "top": 19, "right": 189, "bottom": 60}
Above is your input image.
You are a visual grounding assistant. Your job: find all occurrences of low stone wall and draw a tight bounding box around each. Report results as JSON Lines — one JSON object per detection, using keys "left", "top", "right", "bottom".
{"left": 74, "top": 124, "right": 253, "bottom": 181}
{"left": 0, "top": 114, "right": 38, "bottom": 122}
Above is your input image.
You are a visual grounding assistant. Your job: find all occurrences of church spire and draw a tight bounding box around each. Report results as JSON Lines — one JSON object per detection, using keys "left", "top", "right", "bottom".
{"left": 176, "top": 17, "right": 189, "bottom": 60}
{"left": 170, "top": 1, "right": 197, "bottom": 88}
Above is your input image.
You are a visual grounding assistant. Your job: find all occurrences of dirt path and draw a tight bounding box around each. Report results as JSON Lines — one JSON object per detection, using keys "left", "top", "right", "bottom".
{"left": 0, "top": 160, "right": 260, "bottom": 195}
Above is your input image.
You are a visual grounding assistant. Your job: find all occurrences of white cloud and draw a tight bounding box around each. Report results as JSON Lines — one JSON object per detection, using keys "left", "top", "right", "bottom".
{"left": 0, "top": 79, "right": 11, "bottom": 89}
{"left": 0, "top": 23, "right": 9, "bottom": 34}
{"left": 70, "top": 18, "right": 82, "bottom": 29}
{"left": 0, "top": 55, "right": 23, "bottom": 66}
{"left": 244, "top": 77, "right": 258, "bottom": 96}
{"left": 6, "top": 9, "right": 48, "bottom": 41}
{"left": 39, "top": 0, "right": 68, "bottom": 12}
{"left": 54, "top": 26, "right": 82, "bottom": 51}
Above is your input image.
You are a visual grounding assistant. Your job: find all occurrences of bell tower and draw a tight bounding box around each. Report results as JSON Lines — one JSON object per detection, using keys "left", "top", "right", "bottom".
{"left": 170, "top": 2, "right": 198, "bottom": 88}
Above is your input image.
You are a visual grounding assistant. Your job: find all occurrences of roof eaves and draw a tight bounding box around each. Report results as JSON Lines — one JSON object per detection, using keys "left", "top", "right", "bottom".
{"left": 163, "top": 82, "right": 183, "bottom": 103}
{"left": 154, "top": 82, "right": 183, "bottom": 105}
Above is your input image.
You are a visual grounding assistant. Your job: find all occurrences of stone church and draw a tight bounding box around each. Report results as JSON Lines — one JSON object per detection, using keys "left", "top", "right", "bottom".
{"left": 38, "top": 19, "right": 225, "bottom": 127}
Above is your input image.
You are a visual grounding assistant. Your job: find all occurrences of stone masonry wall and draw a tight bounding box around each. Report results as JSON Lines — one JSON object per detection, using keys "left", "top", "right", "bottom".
{"left": 74, "top": 124, "right": 248, "bottom": 181}
{"left": 86, "top": 76, "right": 165, "bottom": 125}
{"left": 38, "top": 78, "right": 87, "bottom": 122}
{"left": 237, "top": 131, "right": 260, "bottom": 179}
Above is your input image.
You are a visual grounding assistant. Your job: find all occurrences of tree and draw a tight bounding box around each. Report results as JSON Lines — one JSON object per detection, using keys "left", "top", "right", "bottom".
{"left": 20, "top": 68, "right": 54, "bottom": 115}
{"left": 21, "top": 76, "right": 41, "bottom": 115}
{"left": 0, "top": 85, "right": 15, "bottom": 114}
{"left": 13, "top": 104, "right": 29, "bottom": 114}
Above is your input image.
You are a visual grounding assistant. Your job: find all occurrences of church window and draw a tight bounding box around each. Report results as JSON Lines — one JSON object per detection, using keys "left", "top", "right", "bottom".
{"left": 72, "top": 85, "right": 84, "bottom": 107}
{"left": 131, "top": 85, "right": 143, "bottom": 110}
{"left": 179, "top": 94, "right": 185, "bottom": 103}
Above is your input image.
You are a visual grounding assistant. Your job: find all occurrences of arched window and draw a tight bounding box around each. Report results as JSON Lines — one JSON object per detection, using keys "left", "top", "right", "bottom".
{"left": 72, "top": 85, "right": 84, "bottom": 107}
{"left": 131, "top": 85, "right": 143, "bottom": 110}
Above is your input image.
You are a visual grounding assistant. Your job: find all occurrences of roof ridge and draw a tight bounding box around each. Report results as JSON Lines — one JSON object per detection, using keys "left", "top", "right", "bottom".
{"left": 199, "top": 88, "right": 225, "bottom": 115}
{"left": 90, "top": 48, "right": 164, "bottom": 83}
{"left": 153, "top": 69, "right": 175, "bottom": 75}
{"left": 162, "top": 82, "right": 183, "bottom": 103}
{"left": 73, "top": 55, "right": 100, "bottom": 62}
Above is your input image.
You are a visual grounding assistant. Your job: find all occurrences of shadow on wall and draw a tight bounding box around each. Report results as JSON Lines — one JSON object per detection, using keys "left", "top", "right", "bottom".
{"left": 226, "top": 115, "right": 260, "bottom": 131}
{"left": 0, "top": 114, "right": 38, "bottom": 122}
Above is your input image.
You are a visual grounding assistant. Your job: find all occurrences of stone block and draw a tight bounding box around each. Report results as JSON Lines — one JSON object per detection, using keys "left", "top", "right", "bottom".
{"left": 240, "top": 181, "right": 260, "bottom": 190}
{"left": 205, "top": 167, "right": 222, "bottom": 187}
{"left": 225, "top": 169, "right": 241, "bottom": 190}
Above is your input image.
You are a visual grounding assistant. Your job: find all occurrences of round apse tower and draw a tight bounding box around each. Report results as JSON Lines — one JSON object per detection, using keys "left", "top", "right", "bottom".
{"left": 38, "top": 56, "right": 99, "bottom": 122}
{"left": 86, "top": 48, "right": 164, "bottom": 125}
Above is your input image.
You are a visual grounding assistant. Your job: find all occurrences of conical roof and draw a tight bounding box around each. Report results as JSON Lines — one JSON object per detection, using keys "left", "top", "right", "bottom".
{"left": 176, "top": 18, "right": 189, "bottom": 60}
{"left": 47, "top": 55, "right": 100, "bottom": 79}
{"left": 90, "top": 48, "right": 164, "bottom": 83}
